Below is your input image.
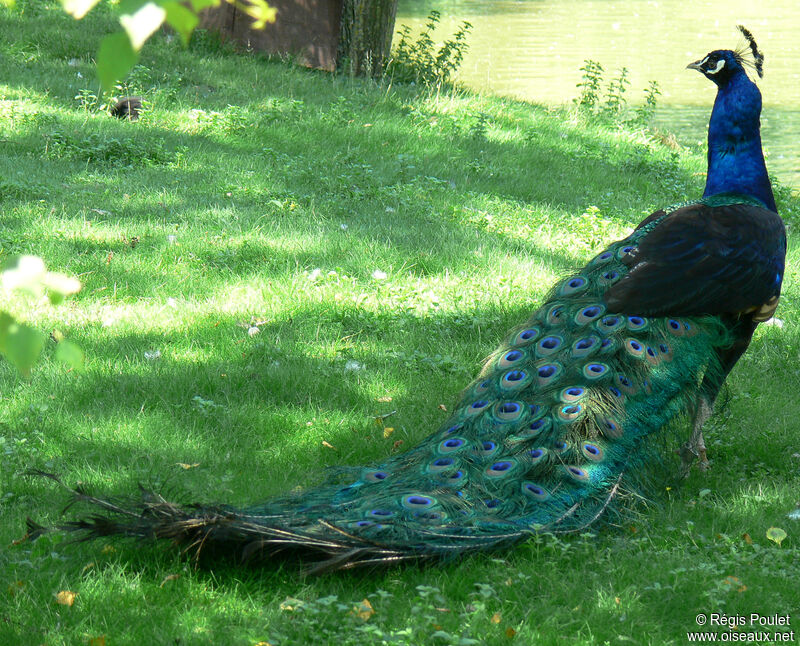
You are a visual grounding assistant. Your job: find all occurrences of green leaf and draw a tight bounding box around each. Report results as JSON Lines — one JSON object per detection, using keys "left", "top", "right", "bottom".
{"left": 187, "top": 0, "right": 220, "bottom": 11}
{"left": 55, "top": 339, "right": 85, "bottom": 371}
{"left": 1, "top": 255, "right": 46, "bottom": 291}
{"left": 43, "top": 272, "right": 81, "bottom": 298}
{"left": 120, "top": 1, "right": 167, "bottom": 50}
{"left": 239, "top": 0, "right": 276, "bottom": 29}
{"left": 97, "top": 32, "right": 138, "bottom": 91}
{"left": 0, "top": 311, "right": 45, "bottom": 376}
{"left": 61, "top": 0, "right": 101, "bottom": 19}
{"left": 766, "top": 527, "right": 787, "bottom": 547}
{"left": 162, "top": 1, "right": 199, "bottom": 45}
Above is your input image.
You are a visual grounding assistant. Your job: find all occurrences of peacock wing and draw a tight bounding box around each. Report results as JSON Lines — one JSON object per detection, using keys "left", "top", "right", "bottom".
{"left": 604, "top": 200, "right": 786, "bottom": 317}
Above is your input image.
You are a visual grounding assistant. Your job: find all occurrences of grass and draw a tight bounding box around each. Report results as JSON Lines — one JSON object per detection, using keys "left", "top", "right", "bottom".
{"left": 1, "top": 3, "right": 799, "bottom": 645}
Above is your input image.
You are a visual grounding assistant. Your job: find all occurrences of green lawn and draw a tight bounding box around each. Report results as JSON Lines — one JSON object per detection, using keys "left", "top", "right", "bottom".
{"left": 1, "top": 4, "right": 798, "bottom": 645}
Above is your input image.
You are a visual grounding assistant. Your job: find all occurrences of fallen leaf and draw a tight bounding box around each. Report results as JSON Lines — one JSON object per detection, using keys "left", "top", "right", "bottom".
{"left": 383, "top": 427, "right": 395, "bottom": 438}
{"left": 614, "top": 597, "right": 620, "bottom": 605}
{"left": 101, "top": 545, "right": 116, "bottom": 555}
{"left": 742, "top": 533, "right": 753, "bottom": 545}
{"left": 351, "top": 598, "right": 374, "bottom": 621}
{"left": 392, "top": 440, "right": 404, "bottom": 451}
{"left": 766, "top": 527, "right": 787, "bottom": 546}
{"left": 279, "top": 597, "right": 305, "bottom": 611}
{"left": 438, "top": 404, "right": 447, "bottom": 412}
{"left": 322, "top": 440, "right": 337, "bottom": 450}
{"left": 56, "top": 590, "right": 77, "bottom": 606}
{"left": 88, "top": 636, "right": 106, "bottom": 646}
{"left": 177, "top": 463, "right": 200, "bottom": 469}
{"left": 491, "top": 612, "right": 502, "bottom": 624}
{"left": 159, "top": 574, "right": 180, "bottom": 588}
{"left": 505, "top": 627, "right": 517, "bottom": 638}
{"left": 376, "top": 396, "right": 392, "bottom": 403}
{"left": 80, "top": 562, "right": 96, "bottom": 575}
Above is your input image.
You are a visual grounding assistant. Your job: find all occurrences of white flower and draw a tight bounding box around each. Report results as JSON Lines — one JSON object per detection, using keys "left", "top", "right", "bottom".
{"left": 339, "top": 223, "right": 348, "bottom": 231}
{"left": 308, "top": 268, "right": 322, "bottom": 281}
{"left": 763, "top": 318, "right": 784, "bottom": 328}
{"left": 247, "top": 326, "right": 260, "bottom": 337}
{"left": 344, "top": 360, "right": 364, "bottom": 372}
{"left": 372, "top": 269, "right": 387, "bottom": 280}
{"left": 144, "top": 350, "right": 161, "bottom": 361}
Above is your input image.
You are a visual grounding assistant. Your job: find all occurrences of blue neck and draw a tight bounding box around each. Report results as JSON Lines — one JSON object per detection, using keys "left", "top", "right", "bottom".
{"left": 703, "top": 72, "right": 776, "bottom": 212}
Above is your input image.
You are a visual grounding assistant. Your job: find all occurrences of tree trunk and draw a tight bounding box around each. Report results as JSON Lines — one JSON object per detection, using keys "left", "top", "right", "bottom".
{"left": 339, "top": 0, "right": 398, "bottom": 77}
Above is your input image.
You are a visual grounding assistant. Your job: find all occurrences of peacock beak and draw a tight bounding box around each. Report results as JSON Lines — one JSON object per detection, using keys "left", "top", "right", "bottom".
{"left": 687, "top": 60, "right": 705, "bottom": 72}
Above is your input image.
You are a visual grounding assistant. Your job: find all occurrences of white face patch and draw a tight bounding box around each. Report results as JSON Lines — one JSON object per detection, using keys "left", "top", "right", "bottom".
{"left": 706, "top": 58, "right": 726, "bottom": 74}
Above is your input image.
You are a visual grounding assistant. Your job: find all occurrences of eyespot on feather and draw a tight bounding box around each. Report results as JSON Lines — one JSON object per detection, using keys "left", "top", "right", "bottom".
{"left": 581, "top": 441, "right": 605, "bottom": 462}
{"left": 559, "top": 275, "right": 589, "bottom": 296}
{"left": 512, "top": 326, "right": 541, "bottom": 346}
{"left": 626, "top": 316, "right": 649, "bottom": 331}
{"left": 527, "top": 447, "right": 548, "bottom": 465}
{"left": 560, "top": 386, "right": 586, "bottom": 402}
{"left": 495, "top": 400, "right": 525, "bottom": 422}
{"left": 522, "top": 481, "right": 551, "bottom": 501}
{"left": 535, "top": 335, "right": 564, "bottom": 357}
{"left": 536, "top": 362, "right": 563, "bottom": 386}
{"left": 438, "top": 437, "right": 468, "bottom": 453}
{"left": 624, "top": 337, "right": 646, "bottom": 359}
{"left": 497, "top": 349, "right": 526, "bottom": 369}
{"left": 596, "top": 315, "right": 625, "bottom": 334}
{"left": 591, "top": 250, "right": 614, "bottom": 265}
{"left": 564, "top": 465, "right": 591, "bottom": 482}
{"left": 601, "top": 417, "right": 623, "bottom": 439}
{"left": 582, "top": 361, "right": 610, "bottom": 380}
{"left": 571, "top": 335, "right": 599, "bottom": 358}
{"left": 501, "top": 369, "right": 530, "bottom": 390}
{"left": 544, "top": 304, "right": 564, "bottom": 326}
{"left": 574, "top": 304, "right": 606, "bottom": 326}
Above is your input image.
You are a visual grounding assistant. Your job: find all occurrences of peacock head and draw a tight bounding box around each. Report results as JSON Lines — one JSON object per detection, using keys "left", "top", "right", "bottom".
{"left": 687, "top": 25, "right": 764, "bottom": 87}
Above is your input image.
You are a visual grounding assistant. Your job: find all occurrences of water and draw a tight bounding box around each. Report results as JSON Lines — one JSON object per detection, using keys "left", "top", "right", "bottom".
{"left": 395, "top": 0, "right": 800, "bottom": 188}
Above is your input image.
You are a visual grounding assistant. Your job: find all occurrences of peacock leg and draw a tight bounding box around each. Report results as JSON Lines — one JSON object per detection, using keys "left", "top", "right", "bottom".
{"left": 679, "top": 316, "right": 757, "bottom": 475}
{"left": 680, "top": 395, "right": 712, "bottom": 473}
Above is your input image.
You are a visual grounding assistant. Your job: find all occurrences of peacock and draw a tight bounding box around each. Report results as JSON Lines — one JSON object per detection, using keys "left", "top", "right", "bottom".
{"left": 29, "top": 27, "right": 786, "bottom": 573}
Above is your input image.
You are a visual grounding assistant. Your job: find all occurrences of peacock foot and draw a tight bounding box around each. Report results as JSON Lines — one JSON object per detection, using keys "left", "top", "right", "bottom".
{"left": 677, "top": 438, "right": 710, "bottom": 476}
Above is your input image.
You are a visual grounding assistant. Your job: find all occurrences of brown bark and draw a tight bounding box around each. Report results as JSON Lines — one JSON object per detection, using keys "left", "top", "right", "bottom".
{"left": 339, "top": 0, "right": 398, "bottom": 77}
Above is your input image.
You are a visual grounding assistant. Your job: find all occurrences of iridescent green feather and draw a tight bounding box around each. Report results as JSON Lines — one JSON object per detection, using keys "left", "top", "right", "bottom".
{"left": 235, "top": 200, "right": 733, "bottom": 557}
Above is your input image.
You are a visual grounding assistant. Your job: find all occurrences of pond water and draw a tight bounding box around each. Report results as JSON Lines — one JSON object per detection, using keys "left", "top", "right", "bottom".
{"left": 395, "top": 0, "right": 800, "bottom": 188}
